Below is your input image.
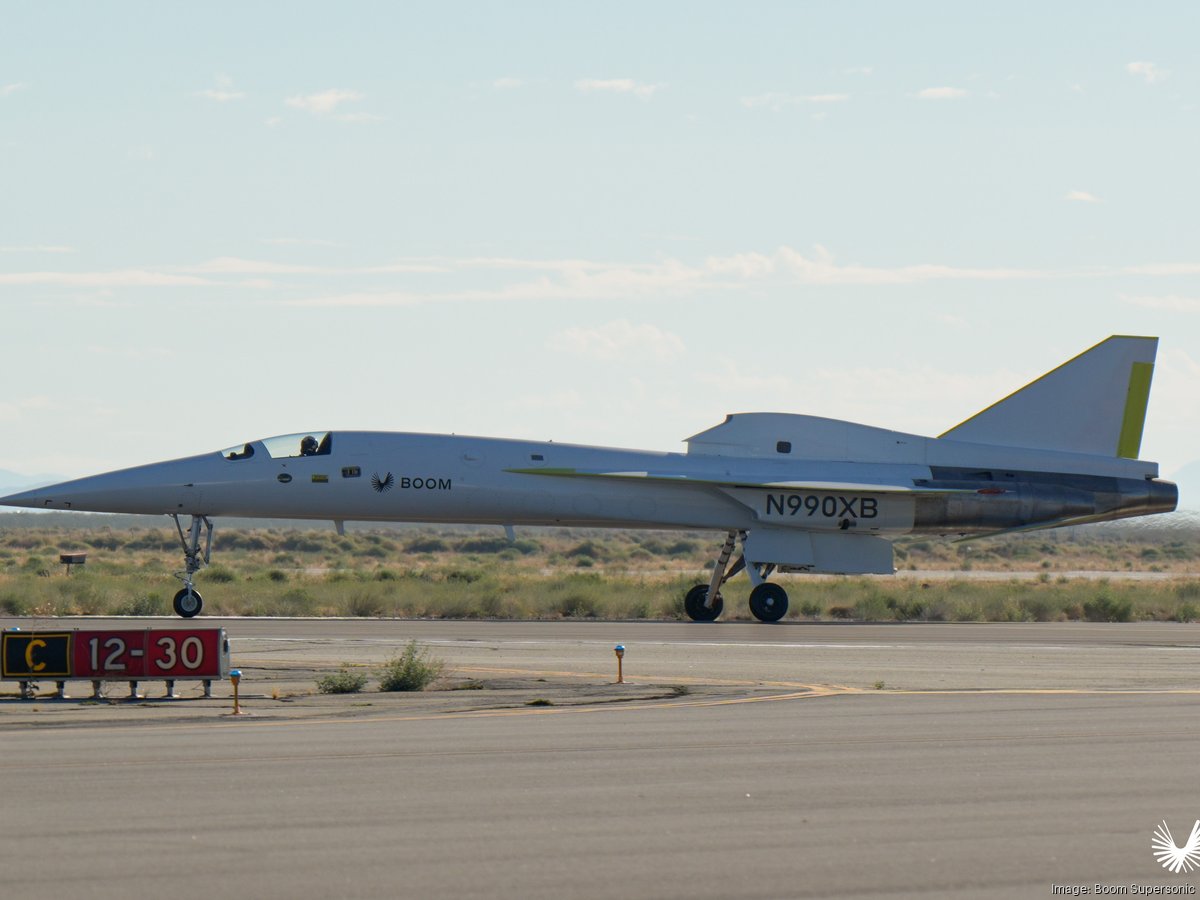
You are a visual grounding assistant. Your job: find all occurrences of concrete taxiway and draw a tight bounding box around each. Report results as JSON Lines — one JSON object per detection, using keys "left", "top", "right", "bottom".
{"left": 2, "top": 618, "right": 1200, "bottom": 899}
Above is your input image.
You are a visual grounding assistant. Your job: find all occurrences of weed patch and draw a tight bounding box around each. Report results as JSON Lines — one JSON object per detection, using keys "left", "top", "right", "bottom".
{"left": 379, "top": 640, "right": 445, "bottom": 692}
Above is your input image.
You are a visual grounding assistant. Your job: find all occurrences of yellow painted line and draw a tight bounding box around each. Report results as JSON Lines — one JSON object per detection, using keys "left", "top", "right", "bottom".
{"left": 876, "top": 687, "right": 1200, "bottom": 696}
{"left": 455, "top": 664, "right": 835, "bottom": 690}
{"left": 1118, "top": 360, "right": 1154, "bottom": 458}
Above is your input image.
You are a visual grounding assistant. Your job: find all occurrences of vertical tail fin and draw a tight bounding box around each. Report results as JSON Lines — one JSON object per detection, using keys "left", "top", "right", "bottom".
{"left": 940, "top": 335, "right": 1158, "bottom": 458}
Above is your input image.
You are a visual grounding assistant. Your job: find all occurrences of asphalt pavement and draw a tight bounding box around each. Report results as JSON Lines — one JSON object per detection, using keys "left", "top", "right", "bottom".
{"left": 2, "top": 617, "right": 1199, "bottom": 899}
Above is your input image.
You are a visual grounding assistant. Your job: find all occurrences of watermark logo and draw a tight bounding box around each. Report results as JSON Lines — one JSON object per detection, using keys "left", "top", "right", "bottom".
{"left": 1152, "top": 819, "right": 1200, "bottom": 874}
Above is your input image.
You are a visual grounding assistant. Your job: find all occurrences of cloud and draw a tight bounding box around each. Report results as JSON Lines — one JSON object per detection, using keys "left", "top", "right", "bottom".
{"left": 1127, "top": 61, "right": 1167, "bottom": 84}
{"left": 260, "top": 237, "right": 342, "bottom": 247}
{"left": 285, "top": 89, "right": 364, "bottom": 115}
{"left": 14, "top": 247, "right": 1200, "bottom": 307}
{"left": 0, "top": 245, "right": 74, "bottom": 253}
{"left": 0, "top": 82, "right": 27, "bottom": 97}
{"left": 195, "top": 74, "right": 244, "bottom": 102}
{"left": 1121, "top": 263, "right": 1200, "bottom": 276}
{"left": 333, "top": 112, "right": 384, "bottom": 123}
{"left": 185, "top": 257, "right": 331, "bottom": 275}
{"left": 288, "top": 247, "right": 1048, "bottom": 307}
{"left": 575, "top": 78, "right": 663, "bottom": 99}
{"left": 548, "top": 320, "right": 686, "bottom": 362}
{"left": 741, "top": 92, "right": 849, "bottom": 111}
{"left": 915, "top": 86, "right": 968, "bottom": 99}
{"left": 767, "top": 245, "right": 1039, "bottom": 285}
{"left": 844, "top": 67, "right": 873, "bottom": 76}
{"left": 493, "top": 77, "right": 524, "bottom": 90}
{"left": 1065, "top": 190, "right": 1101, "bottom": 203}
{"left": 195, "top": 88, "right": 244, "bottom": 101}
{"left": 196, "top": 88, "right": 245, "bottom": 102}
{"left": 178, "top": 256, "right": 445, "bottom": 275}
{"left": 264, "top": 116, "right": 283, "bottom": 127}
{"left": 0, "top": 395, "right": 54, "bottom": 425}
{"left": 1123, "top": 294, "right": 1200, "bottom": 313}
{"left": 0, "top": 270, "right": 213, "bottom": 287}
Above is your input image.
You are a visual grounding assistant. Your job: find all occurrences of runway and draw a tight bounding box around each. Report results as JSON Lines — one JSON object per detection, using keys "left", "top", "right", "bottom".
{"left": 3, "top": 618, "right": 1200, "bottom": 898}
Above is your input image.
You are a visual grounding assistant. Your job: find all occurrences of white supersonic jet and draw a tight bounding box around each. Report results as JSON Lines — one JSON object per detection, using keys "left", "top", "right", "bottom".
{"left": 0, "top": 335, "right": 1178, "bottom": 620}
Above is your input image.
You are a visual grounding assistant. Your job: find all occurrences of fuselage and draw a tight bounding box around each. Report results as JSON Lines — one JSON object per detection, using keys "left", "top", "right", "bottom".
{"left": 0, "top": 428, "right": 1178, "bottom": 539}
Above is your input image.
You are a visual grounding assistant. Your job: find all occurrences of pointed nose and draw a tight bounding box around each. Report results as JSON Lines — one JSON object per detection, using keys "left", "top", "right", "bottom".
{"left": 0, "top": 484, "right": 68, "bottom": 509}
{"left": 0, "top": 454, "right": 217, "bottom": 515}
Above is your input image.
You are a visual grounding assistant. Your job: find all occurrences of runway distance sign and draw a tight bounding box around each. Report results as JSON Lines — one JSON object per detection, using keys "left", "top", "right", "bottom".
{"left": 2, "top": 628, "right": 229, "bottom": 681}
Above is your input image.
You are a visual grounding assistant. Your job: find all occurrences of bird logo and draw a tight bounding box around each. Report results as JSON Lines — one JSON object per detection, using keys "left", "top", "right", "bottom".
{"left": 371, "top": 472, "right": 395, "bottom": 494}
{"left": 1152, "top": 820, "right": 1200, "bottom": 874}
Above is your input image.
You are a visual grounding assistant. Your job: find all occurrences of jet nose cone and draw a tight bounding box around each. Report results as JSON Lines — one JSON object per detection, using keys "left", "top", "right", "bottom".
{"left": 0, "top": 485, "right": 64, "bottom": 509}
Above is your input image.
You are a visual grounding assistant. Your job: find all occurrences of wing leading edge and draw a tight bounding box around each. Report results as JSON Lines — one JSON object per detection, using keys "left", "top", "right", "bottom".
{"left": 503, "top": 467, "right": 973, "bottom": 495}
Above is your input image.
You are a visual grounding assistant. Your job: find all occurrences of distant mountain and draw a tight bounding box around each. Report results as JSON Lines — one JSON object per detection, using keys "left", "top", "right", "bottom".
{"left": 0, "top": 469, "right": 65, "bottom": 495}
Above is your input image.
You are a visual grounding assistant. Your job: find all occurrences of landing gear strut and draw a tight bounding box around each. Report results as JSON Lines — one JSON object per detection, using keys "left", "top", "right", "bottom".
{"left": 172, "top": 514, "right": 212, "bottom": 618}
{"left": 683, "top": 531, "right": 791, "bottom": 623}
{"left": 684, "top": 530, "right": 744, "bottom": 622}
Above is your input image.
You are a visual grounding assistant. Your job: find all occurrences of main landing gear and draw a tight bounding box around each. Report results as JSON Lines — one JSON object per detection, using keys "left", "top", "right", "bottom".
{"left": 683, "top": 530, "right": 790, "bottom": 624}
{"left": 172, "top": 514, "right": 213, "bottom": 618}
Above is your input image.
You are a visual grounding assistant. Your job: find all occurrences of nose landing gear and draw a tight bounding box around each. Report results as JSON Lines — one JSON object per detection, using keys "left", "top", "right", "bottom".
{"left": 172, "top": 514, "right": 213, "bottom": 618}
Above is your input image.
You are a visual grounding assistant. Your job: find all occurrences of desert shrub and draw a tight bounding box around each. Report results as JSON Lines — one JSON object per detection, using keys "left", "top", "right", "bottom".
{"left": 406, "top": 537, "right": 449, "bottom": 553}
{"left": 888, "top": 597, "right": 927, "bottom": 620}
{"left": 280, "top": 535, "right": 327, "bottom": 553}
{"left": 204, "top": 565, "right": 237, "bottom": 583}
{"left": 798, "top": 599, "right": 823, "bottom": 618}
{"left": 379, "top": 640, "right": 445, "bottom": 692}
{"left": 0, "top": 593, "right": 30, "bottom": 615}
{"left": 566, "top": 540, "right": 609, "bottom": 560}
{"left": 114, "top": 593, "right": 166, "bottom": 616}
{"left": 221, "top": 533, "right": 270, "bottom": 551}
{"left": 267, "top": 569, "right": 288, "bottom": 582}
{"left": 347, "top": 592, "right": 385, "bottom": 617}
{"left": 317, "top": 667, "right": 369, "bottom": 694}
{"left": 280, "top": 588, "right": 317, "bottom": 615}
{"left": 457, "top": 537, "right": 510, "bottom": 554}
{"left": 666, "top": 540, "right": 699, "bottom": 557}
{"left": 558, "top": 592, "right": 599, "bottom": 618}
{"left": 853, "top": 595, "right": 891, "bottom": 621}
{"left": 1083, "top": 594, "right": 1134, "bottom": 622}
{"left": 85, "top": 534, "right": 124, "bottom": 551}
{"left": 443, "top": 568, "right": 483, "bottom": 583}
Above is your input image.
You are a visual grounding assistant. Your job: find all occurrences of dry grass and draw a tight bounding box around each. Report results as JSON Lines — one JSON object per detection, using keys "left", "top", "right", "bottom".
{"left": 0, "top": 515, "right": 1197, "bottom": 622}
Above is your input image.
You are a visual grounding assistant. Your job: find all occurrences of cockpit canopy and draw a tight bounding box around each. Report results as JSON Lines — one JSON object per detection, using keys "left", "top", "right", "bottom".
{"left": 222, "top": 431, "right": 333, "bottom": 461}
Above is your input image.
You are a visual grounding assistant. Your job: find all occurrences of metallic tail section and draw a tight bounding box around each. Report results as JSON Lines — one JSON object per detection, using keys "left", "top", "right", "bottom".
{"left": 940, "top": 335, "right": 1159, "bottom": 458}
{"left": 913, "top": 474, "right": 1178, "bottom": 538}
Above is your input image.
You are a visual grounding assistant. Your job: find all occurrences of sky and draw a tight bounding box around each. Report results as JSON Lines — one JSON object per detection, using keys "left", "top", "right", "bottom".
{"left": 2, "top": 2, "right": 1198, "bottom": 503}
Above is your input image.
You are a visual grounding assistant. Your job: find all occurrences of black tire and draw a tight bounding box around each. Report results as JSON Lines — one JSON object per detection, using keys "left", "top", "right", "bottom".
{"left": 173, "top": 587, "right": 203, "bottom": 618}
{"left": 684, "top": 584, "right": 723, "bottom": 622}
{"left": 749, "top": 583, "right": 788, "bottom": 623}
